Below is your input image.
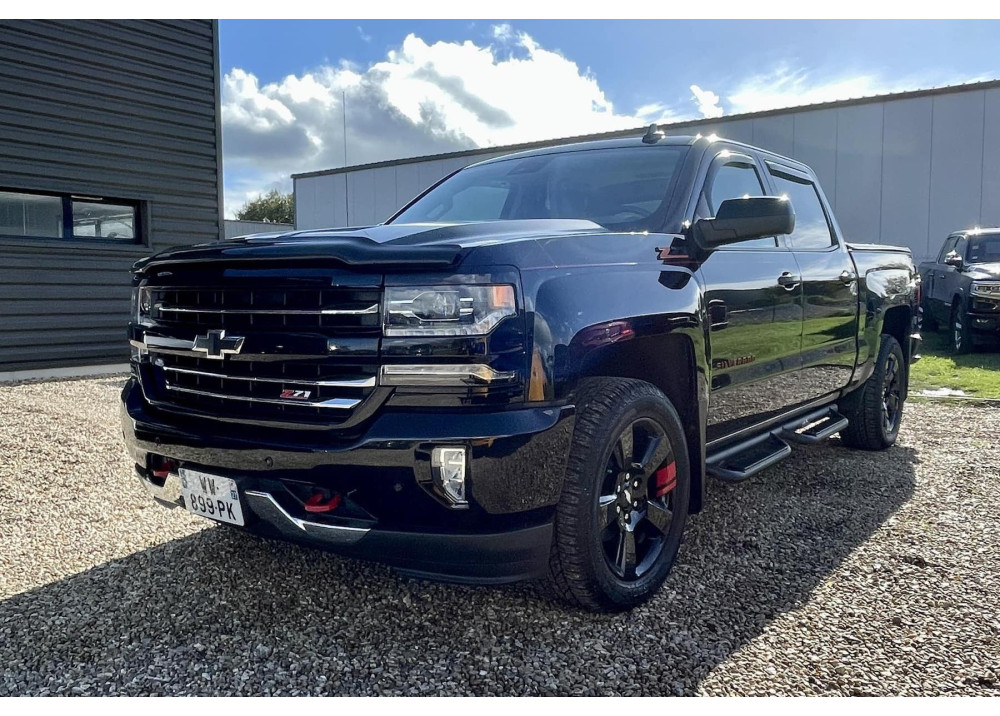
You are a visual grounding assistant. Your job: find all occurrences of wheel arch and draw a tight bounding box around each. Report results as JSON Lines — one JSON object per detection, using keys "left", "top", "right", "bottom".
{"left": 570, "top": 330, "right": 708, "bottom": 514}
{"left": 880, "top": 305, "right": 913, "bottom": 399}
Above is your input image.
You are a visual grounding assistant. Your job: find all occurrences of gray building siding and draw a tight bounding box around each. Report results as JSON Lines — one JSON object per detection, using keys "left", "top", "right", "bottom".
{"left": 0, "top": 19, "right": 222, "bottom": 371}
{"left": 294, "top": 81, "right": 1000, "bottom": 264}
{"left": 224, "top": 220, "right": 294, "bottom": 239}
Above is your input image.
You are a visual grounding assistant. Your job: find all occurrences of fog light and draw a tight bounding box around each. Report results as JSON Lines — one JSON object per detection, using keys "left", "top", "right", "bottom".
{"left": 431, "top": 447, "right": 467, "bottom": 506}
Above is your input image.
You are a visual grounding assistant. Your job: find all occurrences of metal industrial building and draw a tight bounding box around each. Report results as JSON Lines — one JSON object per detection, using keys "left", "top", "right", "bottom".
{"left": 0, "top": 20, "right": 223, "bottom": 373}
{"left": 224, "top": 219, "right": 294, "bottom": 239}
{"left": 293, "top": 79, "right": 1000, "bottom": 264}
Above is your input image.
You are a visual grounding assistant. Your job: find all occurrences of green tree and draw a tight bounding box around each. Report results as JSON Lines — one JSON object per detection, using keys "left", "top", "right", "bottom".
{"left": 235, "top": 189, "right": 295, "bottom": 224}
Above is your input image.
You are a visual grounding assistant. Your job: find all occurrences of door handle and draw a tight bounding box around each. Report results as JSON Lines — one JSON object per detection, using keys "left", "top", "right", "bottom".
{"left": 839, "top": 270, "right": 857, "bottom": 285}
{"left": 777, "top": 271, "right": 800, "bottom": 290}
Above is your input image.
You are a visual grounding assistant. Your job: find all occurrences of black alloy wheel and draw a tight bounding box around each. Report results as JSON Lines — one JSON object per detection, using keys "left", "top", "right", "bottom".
{"left": 881, "top": 350, "right": 903, "bottom": 437}
{"left": 598, "top": 418, "right": 676, "bottom": 581}
{"left": 839, "top": 333, "right": 906, "bottom": 451}
{"left": 952, "top": 302, "right": 974, "bottom": 355}
{"left": 548, "top": 377, "right": 690, "bottom": 612}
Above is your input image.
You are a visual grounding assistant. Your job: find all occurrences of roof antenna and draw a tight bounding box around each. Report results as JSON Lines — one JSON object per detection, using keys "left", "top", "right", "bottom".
{"left": 642, "top": 123, "right": 664, "bottom": 144}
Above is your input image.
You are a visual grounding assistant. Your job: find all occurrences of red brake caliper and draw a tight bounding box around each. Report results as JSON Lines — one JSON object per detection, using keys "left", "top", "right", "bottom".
{"left": 304, "top": 493, "right": 342, "bottom": 513}
{"left": 652, "top": 462, "right": 677, "bottom": 499}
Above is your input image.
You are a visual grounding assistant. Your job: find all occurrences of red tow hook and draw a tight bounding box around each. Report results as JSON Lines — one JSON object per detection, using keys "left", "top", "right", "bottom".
{"left": 304, "top": 492, "right": 342, "bottom": 513}
{"left": 151, "top": 460, "right": 177, "bottom": 480}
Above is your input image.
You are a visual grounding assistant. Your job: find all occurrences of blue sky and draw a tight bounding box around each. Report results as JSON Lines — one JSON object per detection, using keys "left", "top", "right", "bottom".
{"left": 218, "top": 19, "right": 999, "bottom": 217}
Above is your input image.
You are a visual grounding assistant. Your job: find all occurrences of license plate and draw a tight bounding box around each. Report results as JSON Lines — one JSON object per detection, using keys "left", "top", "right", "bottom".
{"left": 179, "top": 468, "right": 245, "bottom": 526}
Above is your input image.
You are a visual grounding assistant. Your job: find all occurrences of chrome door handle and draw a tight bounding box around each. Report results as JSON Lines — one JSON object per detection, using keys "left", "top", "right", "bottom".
{"left": 777, "top": 272, "right": 800, "bottom": 290}
{"left": 839, "top": 270, "right": 857, "bottom": 285}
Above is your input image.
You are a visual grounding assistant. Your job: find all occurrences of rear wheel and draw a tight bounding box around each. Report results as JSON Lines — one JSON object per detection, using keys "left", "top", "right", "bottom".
{"left": 839, "top": 334, "right": 906, "bottom": 450}
{"left": 548, "top": 378, "right": 690, "bottom": 612}
{"left": 951, "top": 301, "right": 974, "bottom": 354}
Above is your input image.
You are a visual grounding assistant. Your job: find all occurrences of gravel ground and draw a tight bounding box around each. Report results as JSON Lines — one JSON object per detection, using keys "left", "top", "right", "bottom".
{"left": 1, "top": 377, "right": 998, "bottom": 696}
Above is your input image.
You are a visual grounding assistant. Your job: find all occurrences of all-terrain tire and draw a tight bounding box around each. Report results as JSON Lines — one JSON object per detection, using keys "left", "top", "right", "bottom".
{"left": 839, "top": 334, "right": 906, "bottom": 451}
{"left": 951, "top": 300, "right": 975, "bottom": 355}
{"left": 548, "top": 378, "right": 690, "bottom": 612}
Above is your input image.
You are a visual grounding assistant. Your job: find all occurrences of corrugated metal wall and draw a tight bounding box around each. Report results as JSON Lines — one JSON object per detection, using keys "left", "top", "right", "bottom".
{"left": 0, "top": 19, "right": 222, "bottom": 371}
{"left": 223, "top": 220, "right": 294, "bottom": 239}
{"left": 294, "top": 82, "right": 1000, "bottom": 264}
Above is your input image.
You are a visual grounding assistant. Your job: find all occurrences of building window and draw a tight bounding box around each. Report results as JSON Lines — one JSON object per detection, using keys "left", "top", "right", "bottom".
{"left": 71, "top": 199, "right": 137, "bottom": 240}
{"left": 0, "top": 189, "right": 142, "bottom": 244}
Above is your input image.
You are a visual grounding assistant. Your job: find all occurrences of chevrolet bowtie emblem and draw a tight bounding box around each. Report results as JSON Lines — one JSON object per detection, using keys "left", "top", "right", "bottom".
{"left": 191, "top": 330, "right": 245, "bottom": 359}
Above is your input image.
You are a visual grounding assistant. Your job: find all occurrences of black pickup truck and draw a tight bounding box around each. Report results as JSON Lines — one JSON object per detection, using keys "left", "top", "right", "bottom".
{"left": 918, "top": 228, "right": 1000, "bottom": 353}
{"left": 122, "top": 130, "right": 921, "bottom": 611}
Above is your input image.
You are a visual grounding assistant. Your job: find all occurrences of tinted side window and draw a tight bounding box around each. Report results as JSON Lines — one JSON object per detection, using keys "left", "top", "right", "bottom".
{"left": 770, "top": 172, "right": 835, "bottom": 249}
{"left": 704, "top": 161, "right": 776, "bottom": 248}
{"left": 708, "top": 163, "right": 764, "bottom": 213}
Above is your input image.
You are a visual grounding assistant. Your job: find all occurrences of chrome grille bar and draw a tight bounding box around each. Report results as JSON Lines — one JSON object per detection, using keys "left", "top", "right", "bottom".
{"left": 160, "top": 364, "right": 376, "bottom": 389}
{"left": 138, "top": 335, "right": 194, "bottom": 351}
{"left": 155, "top": 303, "right": 379, "bottom": 316}
{"left": 164, "top": 382, "right": 361, "bottom": 410}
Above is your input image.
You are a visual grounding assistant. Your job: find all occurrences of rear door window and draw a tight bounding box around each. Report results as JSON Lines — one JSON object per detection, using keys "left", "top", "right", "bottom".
{"left": 769, "top": 170, "right": 835, "bottom": 250}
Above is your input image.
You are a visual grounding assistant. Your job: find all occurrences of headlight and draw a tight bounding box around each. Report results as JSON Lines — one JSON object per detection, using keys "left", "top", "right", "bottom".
{"left": 132, "top": 286, "right": 152, "bottom": 324}
{"left": 970, "top": 281, "right": 1000, "bottom": 299}
{"left": 384, "top": 285, "right": 515, "bottom": 336}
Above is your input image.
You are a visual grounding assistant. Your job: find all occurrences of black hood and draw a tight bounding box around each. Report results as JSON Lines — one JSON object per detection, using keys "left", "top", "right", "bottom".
{"left": 966, "top": 262, "right": 1000, "bottom": 280}
{"left": 134, "top": 219, "right": 604, "bottom": 273}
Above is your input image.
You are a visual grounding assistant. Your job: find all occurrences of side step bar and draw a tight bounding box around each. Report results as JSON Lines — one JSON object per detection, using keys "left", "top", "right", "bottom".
{"left": 781, "top": 409, "right": 849, "bottom": 445}
{"left": 706, "top": 406, "right": 847, "bottom": 482}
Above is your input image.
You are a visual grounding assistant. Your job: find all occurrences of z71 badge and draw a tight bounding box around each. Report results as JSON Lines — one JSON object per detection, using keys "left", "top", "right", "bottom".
{"left": 279, "top": 389, "right": 312, "bottom": 400}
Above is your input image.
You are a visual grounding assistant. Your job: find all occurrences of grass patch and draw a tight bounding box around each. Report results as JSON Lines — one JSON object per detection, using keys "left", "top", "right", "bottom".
{"left": 909, "top": 330, "right": 1000, "bottom": 399}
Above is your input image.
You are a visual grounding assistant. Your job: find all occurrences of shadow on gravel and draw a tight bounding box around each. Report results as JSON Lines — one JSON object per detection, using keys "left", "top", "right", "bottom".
{"left": 0, "top": 440, "right": 918, "bottom": 696}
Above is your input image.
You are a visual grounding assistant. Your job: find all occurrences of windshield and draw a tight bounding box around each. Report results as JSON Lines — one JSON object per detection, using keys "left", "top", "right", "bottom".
{"left": 390, "top": 146, "right": 687, "bottom": 232}
{"left": 967, "top": 235, "right": 1000, "bottom": 263}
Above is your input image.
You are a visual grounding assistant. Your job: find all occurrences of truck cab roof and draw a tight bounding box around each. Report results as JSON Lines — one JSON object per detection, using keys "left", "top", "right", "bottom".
{"left": 468, "top": 133, "right": 813, "bottom": 177}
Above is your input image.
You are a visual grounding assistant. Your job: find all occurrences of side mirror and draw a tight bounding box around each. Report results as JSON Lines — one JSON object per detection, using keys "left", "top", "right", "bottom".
{"left": 944, "top": 251, "right": 965, "bottom": 270}
{"left": 692, "top": 196, "right": 795, "bottom": 250}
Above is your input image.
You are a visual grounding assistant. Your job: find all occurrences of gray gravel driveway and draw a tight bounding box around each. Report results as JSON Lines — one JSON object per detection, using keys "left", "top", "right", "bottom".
{"left": 1, "top": 377, "right": 998, "bottom": 695}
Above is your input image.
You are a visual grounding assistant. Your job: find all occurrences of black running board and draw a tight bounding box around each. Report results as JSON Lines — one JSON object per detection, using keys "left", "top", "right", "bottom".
{"left": 707, "top": 434, "right": 792, "bottom": 482}
{"left": 706, "top": 406, "right": 848, "bottom": 482}
{"left": 781, "top": 409, "right": 849, "bottom": 445}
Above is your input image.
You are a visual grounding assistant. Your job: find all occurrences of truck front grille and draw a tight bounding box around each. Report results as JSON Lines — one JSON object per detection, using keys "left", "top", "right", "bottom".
{"left": 152, "top": 286, "right": 381, "bottom": 333}
{"left": 138, "top": 283, "right": 383, "bottom": 426}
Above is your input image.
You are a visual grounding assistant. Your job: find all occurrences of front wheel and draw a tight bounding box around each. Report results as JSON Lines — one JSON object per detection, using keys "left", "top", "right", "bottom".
{"left": 951, "top": 301, "right": 974, "bottom": 354}
{"left": 839, "top": 334, "right": 906, "bottom": 450}
{"left": 548, "top": 378, "right": 690, "bottom": 612}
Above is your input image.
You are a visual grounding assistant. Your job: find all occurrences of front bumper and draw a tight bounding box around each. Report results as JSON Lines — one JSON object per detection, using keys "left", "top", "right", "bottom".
{"left": 121, "top": 378, "right": 573, "bottom": 583}
{"left": 966, "top": 311, "right": 1000, "bottom": 335}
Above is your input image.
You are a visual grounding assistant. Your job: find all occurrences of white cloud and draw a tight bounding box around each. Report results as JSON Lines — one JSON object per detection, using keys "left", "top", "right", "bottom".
{"left": 722, "top": 65, "right": 989, "bottom": 116}
{"left": 221, "top": 29, "right": 687, "bottom": 217}
{"left": 357, "top": 26, "right": 371, "bottom": 43}
{"left": 634, "top": 102, "right": 679, "bottom": 124}
{"left": 726, "top": 66, "right": 882, "bottom": 114}
{"left": 222, "top": 27, "right": 989, "bottom": 219}
{"left": 690, "top": 84, "right": 723, "bottom": 119}
{"left": 491, "top": 23, "right": 513, "bottom": 41}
